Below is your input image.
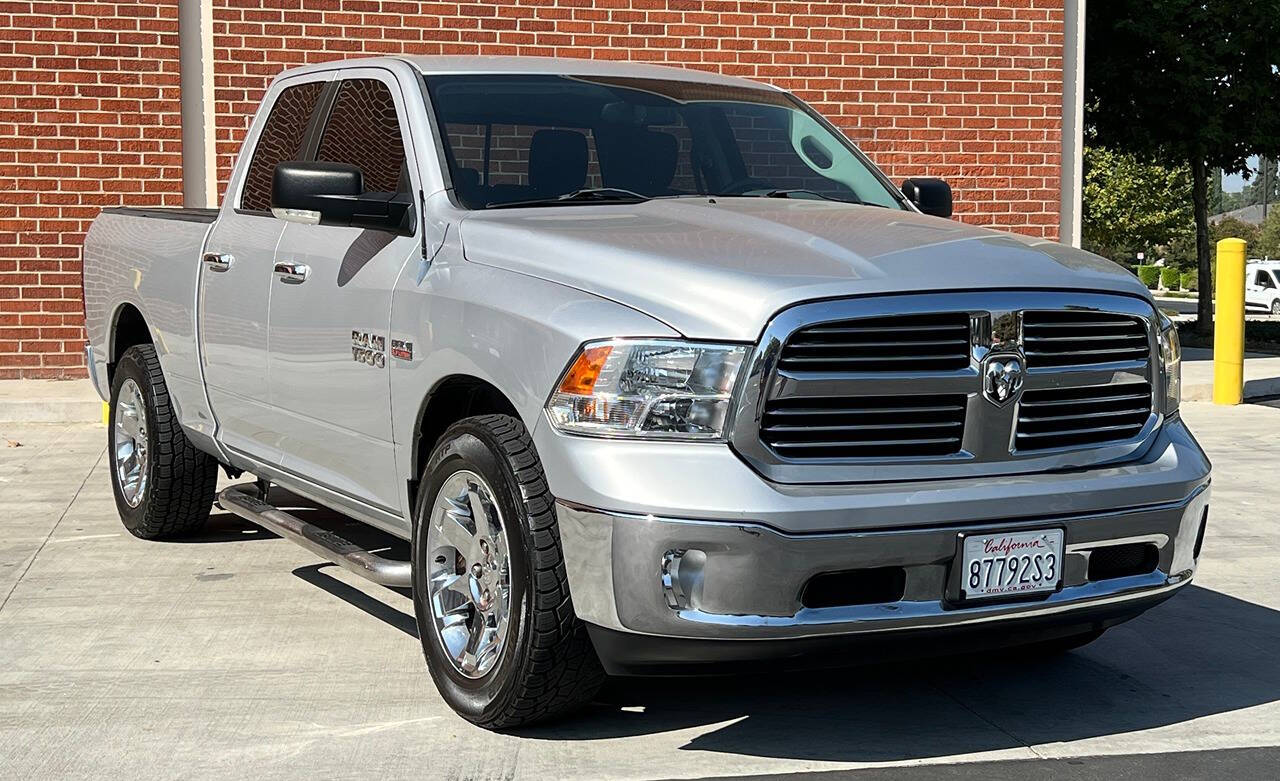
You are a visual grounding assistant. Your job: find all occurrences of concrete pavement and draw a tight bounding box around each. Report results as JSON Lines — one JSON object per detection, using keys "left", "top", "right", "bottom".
{"left": 0, "top": 403, "right": 1277, "bottom": 779}
{"left": 1180, "top": 347, "right": 1280, "bottom": 401}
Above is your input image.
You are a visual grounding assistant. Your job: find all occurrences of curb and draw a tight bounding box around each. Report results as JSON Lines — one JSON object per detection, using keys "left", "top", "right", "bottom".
{"left": 1183, "top": 377, "right": 1280, "bottom": 403}
{"left": 0, "top": 380, "right": 105, "bottom": 425}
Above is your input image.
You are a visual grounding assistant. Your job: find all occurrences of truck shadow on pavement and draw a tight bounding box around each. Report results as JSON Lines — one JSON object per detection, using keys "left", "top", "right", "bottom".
{"left": 517, "top": 586, "right": 1280, "bottom": 762}
{"left": 202, "top": 492, "right": 1278, "bottom": 762}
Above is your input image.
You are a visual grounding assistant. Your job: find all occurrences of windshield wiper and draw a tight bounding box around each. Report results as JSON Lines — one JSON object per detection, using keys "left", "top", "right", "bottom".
{"left": 485, "top": 188, "right": 650, "bottom": 209}
{"left": 756, "top": 189, "right": 861, "bottom": 204}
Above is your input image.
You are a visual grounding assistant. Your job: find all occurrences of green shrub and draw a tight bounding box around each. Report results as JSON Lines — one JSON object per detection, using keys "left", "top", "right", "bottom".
{"left": 1180, "top": 271, "right": 1198, "bottom": 292}
{"left": 1136, "top": 265, "right": 1160, "bottom": 289}
{"left": 1160, "top": 267, "right": 1180, "bottom": 290}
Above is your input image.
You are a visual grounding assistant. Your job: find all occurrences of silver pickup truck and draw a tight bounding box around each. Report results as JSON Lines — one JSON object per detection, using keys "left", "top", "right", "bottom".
{"left": 82, "top": 56, "right": 1211, "bottom": 729}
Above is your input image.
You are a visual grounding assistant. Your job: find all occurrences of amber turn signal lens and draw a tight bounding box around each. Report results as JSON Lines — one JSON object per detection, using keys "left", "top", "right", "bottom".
{"left": 558, "top": 345, "right": 612, "bottom": 395}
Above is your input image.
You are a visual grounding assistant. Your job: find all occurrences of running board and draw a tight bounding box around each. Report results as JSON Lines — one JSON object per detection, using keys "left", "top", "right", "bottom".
{"left": 216, "top": 484, "right": 412, "bottom": 588}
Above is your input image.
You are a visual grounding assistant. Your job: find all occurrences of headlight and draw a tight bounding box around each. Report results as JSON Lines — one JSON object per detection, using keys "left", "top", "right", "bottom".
{"left": 546, "top": 339, "right": 748, "bottom": 439}
{"left": 1158, "top": 316, "right": 1181, "bottom": 414}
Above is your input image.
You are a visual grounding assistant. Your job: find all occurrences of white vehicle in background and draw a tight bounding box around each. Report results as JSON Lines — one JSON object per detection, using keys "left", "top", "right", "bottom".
{"left": 1246, "top": 260, "right": 1280, "bottom": 314}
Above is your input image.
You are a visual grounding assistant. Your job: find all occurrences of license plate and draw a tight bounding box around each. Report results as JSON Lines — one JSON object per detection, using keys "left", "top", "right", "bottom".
{"left": 960, "top": 529, "right": 1063, "bottom": 600}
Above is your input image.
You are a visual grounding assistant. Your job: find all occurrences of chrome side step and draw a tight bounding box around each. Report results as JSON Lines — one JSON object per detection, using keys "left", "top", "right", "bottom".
{"left": 216, "top": 484, "right": 412, "bottom": 588}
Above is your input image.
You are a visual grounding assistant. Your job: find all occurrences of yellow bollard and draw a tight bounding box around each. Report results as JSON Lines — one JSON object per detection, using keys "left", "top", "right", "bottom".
{"left": 1213, "top": 237, "right": 1247, "bottom": 405}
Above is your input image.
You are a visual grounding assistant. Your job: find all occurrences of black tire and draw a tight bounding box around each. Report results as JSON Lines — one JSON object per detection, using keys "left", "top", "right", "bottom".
{"left": 109, "top": 344, "right": 219, "bottom": 539}
{"left": 412, "top": 414, "right": 604, "bottom": 729}
{"left": 1271, "top": 299, "right": 1280, "bottom": 316}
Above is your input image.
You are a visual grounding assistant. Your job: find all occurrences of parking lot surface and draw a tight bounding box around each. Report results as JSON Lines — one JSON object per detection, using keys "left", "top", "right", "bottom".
{"left": 0, "top": 402, "right": 1277, "bottom": 780}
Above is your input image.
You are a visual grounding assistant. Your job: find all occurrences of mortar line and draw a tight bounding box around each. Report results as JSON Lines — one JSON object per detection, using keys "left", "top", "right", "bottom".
{"left": 0, "top": 443, "right": 106, "bottom": 615}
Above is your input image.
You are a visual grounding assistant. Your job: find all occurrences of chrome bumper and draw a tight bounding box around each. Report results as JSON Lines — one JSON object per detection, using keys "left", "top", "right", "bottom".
{"left": 558, "top": 483, "right": 1209, "bottom": 642}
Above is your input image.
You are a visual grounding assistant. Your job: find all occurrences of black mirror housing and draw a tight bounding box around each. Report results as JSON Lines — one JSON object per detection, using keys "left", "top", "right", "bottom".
{"left": 901, "top": 178, "right": 953, "bottom": 219}
{"left": 271, "top": 161, "right": 413, "bottom": 235}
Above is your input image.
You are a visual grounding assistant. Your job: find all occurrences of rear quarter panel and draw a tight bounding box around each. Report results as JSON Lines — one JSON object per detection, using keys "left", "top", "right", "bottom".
{"left": 83, "top": 212, "right": 220, "bottom": 452}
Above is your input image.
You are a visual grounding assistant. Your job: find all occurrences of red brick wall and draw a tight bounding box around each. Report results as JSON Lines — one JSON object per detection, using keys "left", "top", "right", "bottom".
{"left": 1, "top": 0, "right": 182, "bottom": 379}
{"left": 4, "top": 0, "right": 1065, "bottom": 379}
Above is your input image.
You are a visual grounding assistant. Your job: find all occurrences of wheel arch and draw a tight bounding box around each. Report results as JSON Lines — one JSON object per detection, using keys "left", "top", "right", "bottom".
{"left": 107, "top": 302, "right": 153, "bottom": 384}
{"left": 408, "top": 374, "right": 521, "bottom": 512}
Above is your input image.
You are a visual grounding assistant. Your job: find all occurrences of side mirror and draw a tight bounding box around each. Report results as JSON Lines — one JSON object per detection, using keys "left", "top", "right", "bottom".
{"left": 901, "top": 178, "right": 953, "bottom": 219}
{"left": 271, "top": 161, "right": 413, "bottom": 235}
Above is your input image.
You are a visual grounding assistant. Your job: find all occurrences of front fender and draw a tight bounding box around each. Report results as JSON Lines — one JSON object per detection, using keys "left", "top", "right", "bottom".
{"left": 388, "top": 247, "right": 678, "bottom": 501}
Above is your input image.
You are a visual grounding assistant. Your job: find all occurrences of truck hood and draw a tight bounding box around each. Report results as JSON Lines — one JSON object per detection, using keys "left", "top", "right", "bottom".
{"left": 457, "top": 198, "right": 1152, "bottom": 341}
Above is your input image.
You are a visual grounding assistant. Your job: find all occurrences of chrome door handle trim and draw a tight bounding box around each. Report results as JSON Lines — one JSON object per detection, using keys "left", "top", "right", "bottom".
{"left": 273, "top": 262, "right": 310, "bottom": 284}
{"left": 203, "top": 252, "right": 234, "bottom": 272}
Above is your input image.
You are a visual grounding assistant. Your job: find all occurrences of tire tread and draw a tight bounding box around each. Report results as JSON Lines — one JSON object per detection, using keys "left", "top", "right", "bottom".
{"left": 432, "top": 414, "right": 605, "bottom": 729}
{"left": 112, "top": 344, "right": 218, "bottom": 539}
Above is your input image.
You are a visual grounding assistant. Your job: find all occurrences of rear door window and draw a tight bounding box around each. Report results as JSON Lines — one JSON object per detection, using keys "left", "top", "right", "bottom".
{"left": 315, "top": 78, "right": 409, "bottom": 195}
{"left": 240, "top": 81, "right": 325, "bottom": 212}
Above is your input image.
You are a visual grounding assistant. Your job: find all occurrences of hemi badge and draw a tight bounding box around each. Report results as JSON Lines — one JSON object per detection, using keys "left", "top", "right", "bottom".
{"left": 391, "top": 339, "right": 414, "bottom": 361}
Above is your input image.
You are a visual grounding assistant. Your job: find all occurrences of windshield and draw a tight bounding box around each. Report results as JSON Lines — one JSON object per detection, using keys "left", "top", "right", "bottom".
{"left": 423, "top": 73, "right": 906, "bottom": 210}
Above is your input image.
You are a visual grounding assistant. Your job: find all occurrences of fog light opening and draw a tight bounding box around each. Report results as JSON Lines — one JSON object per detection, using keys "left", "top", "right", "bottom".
{"left": 1087, "top": 542, "right": 1160, "bottom": 582}
{"left": 661, "top": 549, "right": 705, "bottom": 610}
{"left": 801, "top": 567, "right": 906, "bottom": 609}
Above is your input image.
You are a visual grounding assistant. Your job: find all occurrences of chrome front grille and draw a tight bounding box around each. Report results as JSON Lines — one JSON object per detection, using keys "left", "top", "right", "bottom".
{"left": 1016, "top": 381, "right": 1153, "bottom": 451}
{"left": 1023, "top": 310, "right": 1148, "bottom": 367}
{"left": 732, "top": 292, "right": 1161, "bottom": 485}
{"left": 760, "top": 394, "right": 966, "bottom": 459}
{"left": 779, "top": 312, "right": 970, "bottom": 373}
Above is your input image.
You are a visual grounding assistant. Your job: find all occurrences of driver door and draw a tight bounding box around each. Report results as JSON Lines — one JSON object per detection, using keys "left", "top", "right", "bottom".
{"left": 266, "top": 68, "right": 422, "bottom": 515}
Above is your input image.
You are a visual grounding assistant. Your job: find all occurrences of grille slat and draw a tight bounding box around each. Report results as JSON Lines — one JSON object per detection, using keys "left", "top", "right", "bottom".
{"left": 1022, "top": 311, "right": 1150, "bottom": 367}
{"left": 779, "top": 312, "right": 970, "bottom": 373}
{"left": 1019, "top": 391, "right": 1150, "bottom": 409}
{"left": 1016, "top": 407, "right": 1150, "bottom": 424}
{"left": 762, "top": 394, "right": 966, "bottom": 459}
{"left": 786, "top": 338, "right": 969, "bottom": 350}
{"left": 802, "top": 323, "right": 966, "bottom": 336}
{"left": 767, "top": 420, "right": 964, "bottom": 433}
{"left": 768, "top": 403, "right": 965, "bottom": 417}
{"left": 1016, "top": 381, "right": 1152, "bottom": 450}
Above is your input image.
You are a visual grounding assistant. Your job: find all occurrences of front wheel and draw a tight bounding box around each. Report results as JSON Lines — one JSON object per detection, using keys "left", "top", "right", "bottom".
{"left": 1271, "top": 299, "right": 1280, "bottom": 316}
{"left": 412, "top": 414, "right": 604, "bottom": 729}
{"left": 109, "top": 344, "right": 219, "bottom": 539}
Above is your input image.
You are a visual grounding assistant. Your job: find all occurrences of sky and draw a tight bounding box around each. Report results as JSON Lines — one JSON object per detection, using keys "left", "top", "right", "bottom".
{"left": 1222, "top": 155, "right": 1261, "bottom": 193}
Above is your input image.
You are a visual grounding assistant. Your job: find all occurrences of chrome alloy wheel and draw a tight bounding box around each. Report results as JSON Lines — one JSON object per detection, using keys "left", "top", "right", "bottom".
{"left": 426, "top": 470, "right": 513, "bottom": 679}
{"left": 112, "top": 378, "right": 149, "bottom": 508}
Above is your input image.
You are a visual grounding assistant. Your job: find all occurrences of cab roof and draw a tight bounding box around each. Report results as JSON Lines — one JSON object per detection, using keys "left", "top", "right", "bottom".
{"left": 278, "top": 55, "right": 782, "bottom": 92}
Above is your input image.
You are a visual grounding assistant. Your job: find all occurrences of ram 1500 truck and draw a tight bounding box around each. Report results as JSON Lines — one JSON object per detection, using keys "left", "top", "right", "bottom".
{"left": 82, "top": 56, "right": 1211, "bottom": 729}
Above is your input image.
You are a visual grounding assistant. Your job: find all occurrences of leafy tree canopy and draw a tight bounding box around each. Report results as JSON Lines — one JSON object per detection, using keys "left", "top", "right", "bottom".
{"left": 1087, "top": 2, "right": 1280, "bottom": 172}
{"left": 1087, "top": 0, "right": 1280, "bottom": 327}
{"left": 1082, "top": 145, "right": 1193, "bottom": 262}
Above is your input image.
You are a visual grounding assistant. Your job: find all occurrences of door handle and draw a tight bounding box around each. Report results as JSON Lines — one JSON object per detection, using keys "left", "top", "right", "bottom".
{"left": 203, "top": 252, "right": 234, "bottom": 272}
{"left": 273, "top": 262, "right": 310, "bottom": 284}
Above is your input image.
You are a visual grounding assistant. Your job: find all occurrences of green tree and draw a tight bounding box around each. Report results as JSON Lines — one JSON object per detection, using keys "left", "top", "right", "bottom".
{"left": 1208, "top": 167, "right": 1225, "bottom": 214}
{"left": 1211, "top": 216, "right": 1261, "bottom": 249}
{"left": 1257, "top": 208, "right": 1280, "bottom": 258}
{"left": 1087, "top": 1, "right": 1280, "bottom": 332}
{"left": 1082, "top": 145, "right": 1193, "bottom": 263}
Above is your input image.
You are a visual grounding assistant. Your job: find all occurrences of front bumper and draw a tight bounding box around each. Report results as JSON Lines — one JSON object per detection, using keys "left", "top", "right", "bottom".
{"left": 537, "top": 415, "right": 1211, "bottom": 666}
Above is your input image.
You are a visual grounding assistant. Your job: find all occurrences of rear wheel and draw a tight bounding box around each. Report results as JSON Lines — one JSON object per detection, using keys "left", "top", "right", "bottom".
{"left": 109, "top": 344, "right": 219, "bottom": 539}
{"left": 1271, "top": 298, "right": 1280, "bottom": 316}
{"left": 412, "top": 414, "right": 604, "bottom": 729}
